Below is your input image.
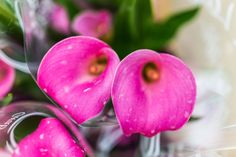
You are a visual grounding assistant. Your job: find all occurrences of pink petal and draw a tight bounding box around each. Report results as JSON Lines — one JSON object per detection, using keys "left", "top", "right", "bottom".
{"left": 49, "top": 4, "right": 70, "bottom": 34}
{"left": 72, "top": 10, "right": 112, "bottom": 38}
{"left": 13, "top": 118, "right": 85, "bottom": 157}
{"left": 37, "top": 36, "right": 120, "bottom": 124}
{"left": 111, "top": 49, "right": 196, "bottom": 137}
{"left": 0, "top": 59, "right": 15, "bottom": 99}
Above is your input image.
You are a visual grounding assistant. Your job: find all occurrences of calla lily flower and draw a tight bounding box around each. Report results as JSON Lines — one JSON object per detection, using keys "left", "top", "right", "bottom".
{"left": 72, "top": 10, "right": 112, "bottom": 38}
{"left": 49, "top": 4, "right": 70, "bottom": 34}
{"left": 112, "top": 50, "right": 196, "bottom": 137}
{"left": 37, "top": 36, "right": 120, "bottom": 124}
{"left": 0, "top": 59, "right": 15, "bottom": 99}
{"left": 13, "top": 118, "right": 85, "bottom": 157}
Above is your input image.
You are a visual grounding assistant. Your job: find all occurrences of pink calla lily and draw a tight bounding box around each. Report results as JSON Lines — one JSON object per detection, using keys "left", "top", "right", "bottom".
{"left": 72, "top": 10, "right": 112, "bottom": 38}
{"left": 37, "top": 36, "right": 120, "bottom": 124}
{"left": 111, "top": 50, "right": 196, "bottom": 137}
{"left": 13, "top": 118, "right": 85, "bottom": 157}
{"left": 49, "top": 4, "right": 70, "bottom": 34}
{"left": 0, "top": 59, "right": 15, "bottom": 99}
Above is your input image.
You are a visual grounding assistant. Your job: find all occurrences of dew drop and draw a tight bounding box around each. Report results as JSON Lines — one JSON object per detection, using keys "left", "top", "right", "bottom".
{"left": 102, "top": 100, "right": 107, "bottom": 105}
{"left": 184, "top": 111, "right": 189, "bottom": 118}
{"left": 39, "top": 148, "right": 48, "bottom": 153}
{"left": 94, "top": 79, "right": 102, "bottom": 85}
{"left": 83, "top": 87, "right": 91, "bottom": 93}
{"left": 63, "top": 86, "right": 70, "bottom": 93}
{"left": 39, "top": 134, "right": 44, "bottom": 140}
{"left": 43, "top": 88, "right": 48, "bottom": 93}
{"left": 67, "top": 45, "right": 73, "bottom": 50}
{"left": 151, "top": 129, "right": 155, "bottom": 134}
{"left": 170, "top": 125, "right": 176, "bottom": 129}
{"left": 187, "top": 99, "right": 193, "bottom": 104}
{"left": 119, "top": 94, "right": 124, "bottom": 98}
{"left": 60, "top": 60, "right": 68, "bottom": 65}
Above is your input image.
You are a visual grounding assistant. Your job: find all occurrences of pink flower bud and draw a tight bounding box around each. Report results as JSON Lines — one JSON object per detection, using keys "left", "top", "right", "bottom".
{"left": 72, "top": 10, "right": 112, "bottom": 38}
{"left": 49, "top": 4, "right": 70, "bottom": 34}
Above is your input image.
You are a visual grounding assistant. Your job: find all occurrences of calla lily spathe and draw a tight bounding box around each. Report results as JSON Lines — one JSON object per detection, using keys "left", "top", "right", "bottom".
{"left": 49, "top": 4, "right": 70, "bottom": 34}
{"left": 72, "top": 10, "right": 112, "bottom": 38}
{"left": 111, "top": 50, "right": 196, "bottom": 137}
{"left": 37, "top": 36, "right": 120, "bottom": 124}
{"left": 13, "top": 118, "right": 85, "bottom": 157}
{"left": 0, "top": 59, "right": 15, "bottom": 99}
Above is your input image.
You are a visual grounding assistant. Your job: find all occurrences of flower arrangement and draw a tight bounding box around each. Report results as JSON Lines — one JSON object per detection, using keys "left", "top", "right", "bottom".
{"left": 0, "top": 0, "right": 206, "bottom": 156}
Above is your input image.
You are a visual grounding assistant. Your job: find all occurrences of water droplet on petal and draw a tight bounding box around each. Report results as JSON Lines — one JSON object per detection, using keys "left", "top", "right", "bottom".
{"left": 67, "top": 45, "right": 73, "bottom": 50}
{"left": 102, "top": 100, "right": 107, "bottom": 105}
{"left": 151, "top": 129, "right": 155, "bottom": 134}
{"left": 187, "top": 99, "right": 193, "bottom": 104}
{"left": 184, "top": 111, "right": 189, "bottom": 118}
{"left": 39, "top": 134, "right": 44, "bottom": 140}
{"left": 60, "top": 60, "right": 68, "bottom": 65}
{"left": 94, "top": 79, "right": 102, "bottom": 85}
{"left": 119, "top": 94, "right": 124, "bottom": 98}
{"left": 170, "top": 125, "right": 176, "bottom": 129}
{"left": 39, "top": 148, "right": 48, "bottom": 153}
{"left": 43, "top": 88, "right": 48, "bottom": 93}
{"left": 83, "top": 87, "right": 91, "bottom": 93}
{"left": 63, "top": 86, "right": 70, "bottom": 93}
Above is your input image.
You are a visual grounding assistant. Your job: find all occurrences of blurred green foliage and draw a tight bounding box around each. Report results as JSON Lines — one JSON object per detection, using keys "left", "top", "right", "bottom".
{"left": 0, "top": 0, "right": 199, "bottom": 58}
{"left": 111, "top": 0, "right": 200, "bottom": 58}
{"left": 0, "top": 1, "right": 22, "bottom": 40}
{"left": 0, "top": 93, "right": 13, "bottom": 106}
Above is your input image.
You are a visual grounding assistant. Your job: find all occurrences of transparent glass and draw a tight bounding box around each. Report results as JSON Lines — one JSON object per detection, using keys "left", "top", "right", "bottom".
{"left": 0, "top": 101, "right": 91, "bottom": 156}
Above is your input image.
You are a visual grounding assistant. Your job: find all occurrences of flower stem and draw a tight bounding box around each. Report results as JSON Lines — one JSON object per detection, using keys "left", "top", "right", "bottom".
{"left": 139, "top": 134, "right": 160, "bottom": 157}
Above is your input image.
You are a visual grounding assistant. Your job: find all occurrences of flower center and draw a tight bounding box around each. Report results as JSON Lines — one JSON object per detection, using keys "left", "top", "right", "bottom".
{"left": 142, "top": 62, "right": 160, "bottom": 83}
{"left": 89, "top": 55, "right": 108, "bottom": 76}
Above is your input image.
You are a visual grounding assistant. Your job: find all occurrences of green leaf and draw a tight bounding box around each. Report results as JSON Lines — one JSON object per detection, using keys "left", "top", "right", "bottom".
{"left": 0, "top": 1, "right": 22, "bottom": 40}
{"left": 112, "top": 0, "right": 153, "bottom": 58}
{"left": 142, "top": 6, "right": 200, "bottom": 50}
{"left": 189, "top": 116, "right": 201, "bottom": 122}
{"left": 0, "top": 93, "right": 13, "bottom": 106}
{"left": 87, "top": 0, "right": 120, "bottom": 10}
{"left": 56, "top": 0, "right": 80, "bottom": 19}
{"left": 13, "top": 71, "right": 48, "bottom": 102}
